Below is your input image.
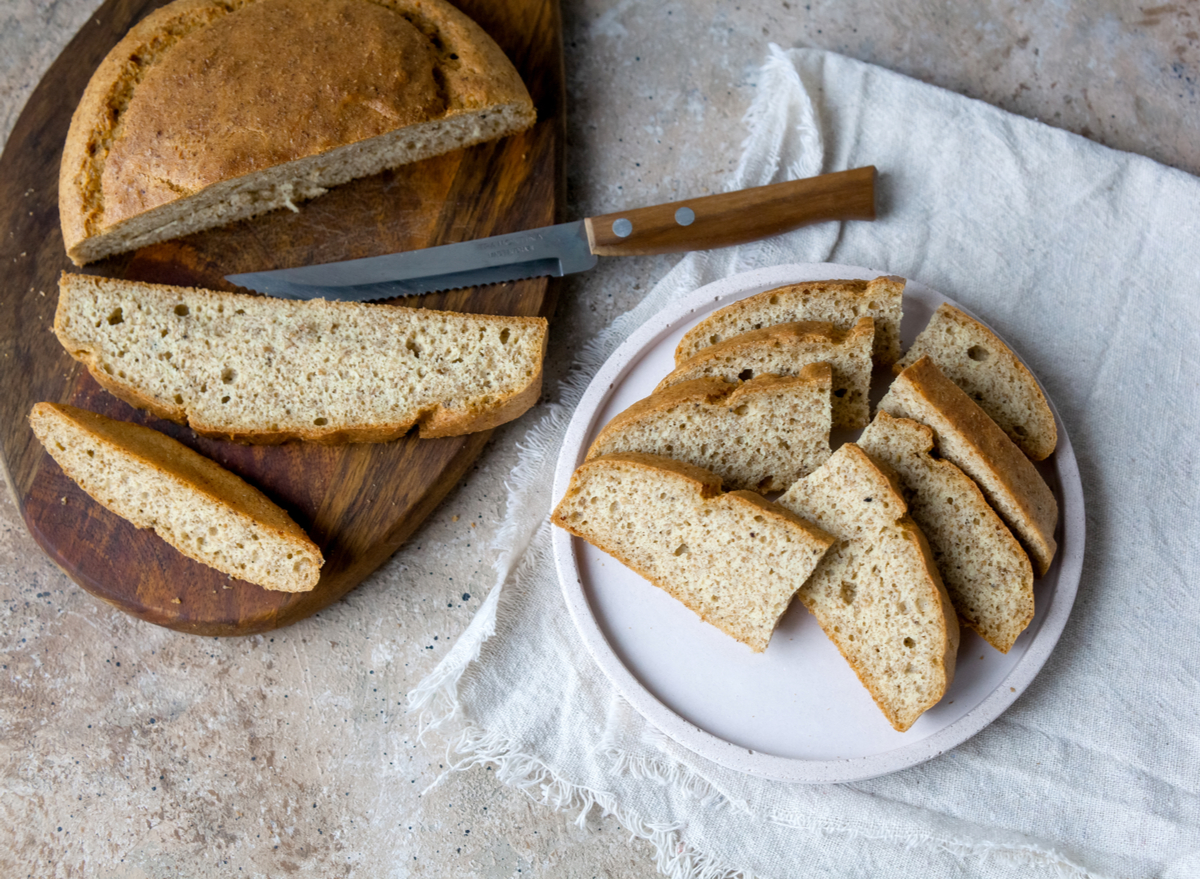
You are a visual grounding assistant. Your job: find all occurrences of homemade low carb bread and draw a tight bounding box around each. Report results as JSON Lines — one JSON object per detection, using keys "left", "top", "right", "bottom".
{"left": 858, "top": 411, "right": 1034, "bottom": 653}
{"left": 551, "top": 452, "right": 835, "bottom": 653}
{"left": 30, "top": 403, "right": 322, "bottom": 592}
{"left": 54, "top": 273, "right": 548, "bottom": 443}
{"left": 777, "top": 444, "right": 959, "bottom": 732}
{"left": 676, "top": 275, "right": 904, "bottom": 366}
{"left": 896, "top": 304, "right": 1056, "bottom": 460}
{"left": 878, "top": 356, "right": 1058, "bottom": 576}
{"left": 61, "top": 0, "right": 536, "bottom": 265}
{"left": 586, "top": 364, "right": 832, "bottom": 492}
{"left": 656, "top": 317, "right": 873, "bottom": 429}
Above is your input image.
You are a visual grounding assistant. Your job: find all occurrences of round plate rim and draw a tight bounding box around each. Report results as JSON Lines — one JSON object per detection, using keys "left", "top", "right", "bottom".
{"left": 551, "top": 262, "right": 1085, "bottom": 784}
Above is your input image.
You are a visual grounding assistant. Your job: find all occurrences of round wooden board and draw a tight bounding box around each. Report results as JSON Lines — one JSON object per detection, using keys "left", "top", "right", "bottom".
{"left": 0, "top": 0, "right": 565, "bottom": 635}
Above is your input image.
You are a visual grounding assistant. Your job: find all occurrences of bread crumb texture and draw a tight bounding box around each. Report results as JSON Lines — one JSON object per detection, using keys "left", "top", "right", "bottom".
{"left": 657, "top": 318, "right": 874, "bottom": 429}
{"left": 587, "top": 365, "right": 832, "bottom": 493}
{"left": 551, "top": 452, "right": 834, "bottom": 653}
{"left": 54, "top": 273, "right": 548, "bottom": 442}
{"left": 777, "top": 444, "right": 959, "bottom": 732}
{"left": 878, "top": 355, "right": 1058, "bottom": 576}
{"left": 61, "top": 0, "right": 536, "bottom": 264}
{"left": 896, "top": 303, "right": 1057, "bottom": 460}
{"left": 675, "top": 275, "right": 904, "bottom": 366}
{"left": 29, "top": 402, "right": 322, "bottom": 592}
{"left": 858, "top": 411, "right": 1034, "bottom": 653}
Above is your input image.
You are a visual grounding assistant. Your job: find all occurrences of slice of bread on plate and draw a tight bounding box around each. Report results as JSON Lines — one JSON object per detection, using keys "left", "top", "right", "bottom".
{"left": 61, "top": 0, "right": 536, "bottom": 264}
{"left": 655, "top": 317, "right": 873, "bottom": 429}
{"left": 858, "top": 411, "right": 1034, "bottom": 653}
{"left": 896, "top": 303, "right": 1056, "bottom": 460}
{"left": 586, "top": 364, "right": 832, "bottom": 492}
{"left": 777, "top": 443, "right": 959, "bottom": 732}
{"left": 675, "top": 275, "right": 904, "bottom": 366}
{"left": 878, "top": 355, "right": 1058, "bottom": 576}
{"left": 551, "top": 452, "right": 835, "bottom": 653}
{"left": 53, "top": 273, "right": 548, "bottom": 443}
{"left": 30, "top": 402, "right": 322, "bottom": 592}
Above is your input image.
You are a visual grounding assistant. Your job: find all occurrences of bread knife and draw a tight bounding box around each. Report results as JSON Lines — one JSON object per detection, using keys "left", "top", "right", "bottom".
{"left": 226, "top": 166, "right": 876, "bottom": 301}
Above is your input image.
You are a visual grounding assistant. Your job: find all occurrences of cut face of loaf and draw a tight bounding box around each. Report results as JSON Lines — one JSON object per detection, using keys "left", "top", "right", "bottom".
{"left": 878, "top": 355, "right": 1058, "bottom": 576}
{"left": 586, "top": 365, "right": 832, "bottom": 493}
{"left": 60, "top": 0, "right": 536, "bottom": 264}
{"left": 551, "top": 452, "right": 835, "bottom": 653}
{"left": 656, "top": 318, "right": 873, "bottom": 429}
{"left": 29, "top": 403, "right": 323, "bottom": 592}
{"left": 858, "top": 411, "right": 1034, "bottom": 653}
{"left": 54, "top": 273, "right": 548, "bottom": 443}
{"left": 676, "top": 275, "right": 904, "bottom": 366}
{"left": 777, "top": 443, "right": 959, "bottom": 732}
{"left": 896, "top": 303, "right": 1057, "bottom": 460}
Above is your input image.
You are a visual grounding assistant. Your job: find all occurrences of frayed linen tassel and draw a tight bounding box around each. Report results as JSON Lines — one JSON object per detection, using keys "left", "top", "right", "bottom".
{"left": 428, "top": 722, "right": 752, "bottom": 879}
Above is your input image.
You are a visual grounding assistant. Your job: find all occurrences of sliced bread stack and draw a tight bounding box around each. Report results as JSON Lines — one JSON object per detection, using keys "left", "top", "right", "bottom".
{"left": 551, "top": 452, "right": 835, "bottom": 652}
{"left": 777, "top": 444, "right": 960, "bottom": 731}
{"left": 587, "top": 364, "right": 832, "bottom": 492}
{"left": 878, "top": 355, "right": 1058, "bottom": 575}
{"left": 30, "top": 403, "right": 323, "bottom": 592}
{"left": 895, "top": 303, "right": 1056, "bottom": 460}
{"left": 54, "top": 273, "right": 549, "bottom": 443}
{"left": 676, "top": 275, "right": 905, "bottom": 366}
{"left": 658, "top": 317, "right": 874, "bottom": 429}
{"left": 858, "top": 411, "right": 1034, "bottom": 652}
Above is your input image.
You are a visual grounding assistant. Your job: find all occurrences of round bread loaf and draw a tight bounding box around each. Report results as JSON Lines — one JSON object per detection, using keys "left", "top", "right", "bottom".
{"left": 61, "top": 0, "right": 536, "bottom": 265}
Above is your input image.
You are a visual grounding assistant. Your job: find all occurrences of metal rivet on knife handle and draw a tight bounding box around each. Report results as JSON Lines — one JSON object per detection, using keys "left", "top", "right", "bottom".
{"left": 583, "top": 166, "right": 876, "bottom": 257}
{"left": 612, "top": 218, "right": 633, "bottom": 238}
{"left": 674, "top": 207, "right": 695, "bottom": 226}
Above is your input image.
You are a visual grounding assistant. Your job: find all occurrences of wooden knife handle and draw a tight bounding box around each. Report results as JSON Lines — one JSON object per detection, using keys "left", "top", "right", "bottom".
{"left": 584, "top": 166, "right": 876, "bottom": 257}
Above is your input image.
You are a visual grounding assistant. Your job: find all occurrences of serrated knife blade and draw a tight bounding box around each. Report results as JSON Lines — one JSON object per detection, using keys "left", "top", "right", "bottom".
{"left": 226, "top": 167, "right": 877, "bottom": 301}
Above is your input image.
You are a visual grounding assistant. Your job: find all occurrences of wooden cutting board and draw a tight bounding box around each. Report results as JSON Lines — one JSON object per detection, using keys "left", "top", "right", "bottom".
{"left": 0, "top": 0, "right": 564, "bottom": 635}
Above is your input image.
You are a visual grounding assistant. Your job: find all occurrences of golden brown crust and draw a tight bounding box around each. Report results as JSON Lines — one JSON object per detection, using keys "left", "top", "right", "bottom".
{"left": 29, "top": 402, "right": 323, "bottom": 590}
{"left": 61, "top": 0, "right": 534, "bottom": 259}
{"left": 882, "top": 356, "right": 1058, "bottom": 575}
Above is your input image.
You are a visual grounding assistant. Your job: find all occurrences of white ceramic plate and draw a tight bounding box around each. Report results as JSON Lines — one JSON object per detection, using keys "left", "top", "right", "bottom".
{"left": 551, "top": 263, "right": 1085, "bottom": 784}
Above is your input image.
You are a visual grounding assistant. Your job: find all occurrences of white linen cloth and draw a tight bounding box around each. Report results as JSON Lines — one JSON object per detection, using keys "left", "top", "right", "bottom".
{"left": 409, "top": 48, "right": 1200, "bottom": 879}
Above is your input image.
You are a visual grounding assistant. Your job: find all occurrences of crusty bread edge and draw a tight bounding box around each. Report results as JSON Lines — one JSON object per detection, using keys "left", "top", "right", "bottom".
{"left": 29, "top": 401, "right": 323, "bottom": 592}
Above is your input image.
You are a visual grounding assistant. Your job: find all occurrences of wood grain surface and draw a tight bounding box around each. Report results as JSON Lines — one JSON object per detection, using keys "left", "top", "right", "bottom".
{"left": 0, "top": 0, "right": 564, "bottom": 635}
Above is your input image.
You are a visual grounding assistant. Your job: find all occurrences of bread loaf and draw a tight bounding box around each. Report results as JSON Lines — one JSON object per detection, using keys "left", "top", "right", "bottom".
{"left": 858, "top": 411, "right": 1034, "bottom": 653}
{"left": 61, "top": 0, "right": 536, "bottom": 265}
{"left": 676, "top": 276, "right": 904, "bottom": 366}
{"left": 656, "top": 318, "right": 874, "bottom": 429}
{"left": 878, "top": 355, "right": 1058, "bottom": 575}
{"left": 896, "top": 303, "right": 1057, "bottom": 460}
{"left": 586, "top": 365, "right": 832, "bottom": 492}
{"left": 777, "top": 444, "right": 959, "bottom": 732}
{"left": 30, "top": 403, "right": 323, "bottom": 592}
{"left": 54, "top": 273, "right": 548, "bottom": 443}
{"left": 551, "top": 452, "right": 835, "bottom": 653}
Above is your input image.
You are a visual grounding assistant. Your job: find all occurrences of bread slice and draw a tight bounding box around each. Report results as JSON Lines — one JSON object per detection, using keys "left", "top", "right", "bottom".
{"left": 896, "top": 304, "right": 1056, "bottom": 460}
{"left": 676, "top": 276, "right": 904, "bottom": 366}
{"left": 878, "top": 356, "right": 1058, "bottom": 576}
{"left": 30, "top": 403, "right": 322, "bottom": 592}
{"left": 586, "top": 365, "right": 832, "bottom": 492}
{"left": 656, "top": 318, "right": 873, "bottom": 429}
{"left": 551, "top": 452, "right": 835, "bottom": 652}
{"left": 858, "top": 411, "right": 1034, "bottom": 652}
{"left": 53, "top": 273, "right": 548, "bottom": 443}
{"left": 61, "top": 0, "right": 536, "bottom": 265}
{"left": 777, "top": 444, "right": 959, "bottom": 732}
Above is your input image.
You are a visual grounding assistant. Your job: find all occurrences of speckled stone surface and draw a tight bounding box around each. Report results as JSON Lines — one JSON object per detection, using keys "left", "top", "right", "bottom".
{"left": 1, "top": 1, "right": 1197, "bottom": 875}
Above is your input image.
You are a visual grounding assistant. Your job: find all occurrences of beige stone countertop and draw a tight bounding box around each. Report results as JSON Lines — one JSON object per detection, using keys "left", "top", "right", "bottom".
{"left": 2, "top": 1, "right": 1196, "bottom": 876}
